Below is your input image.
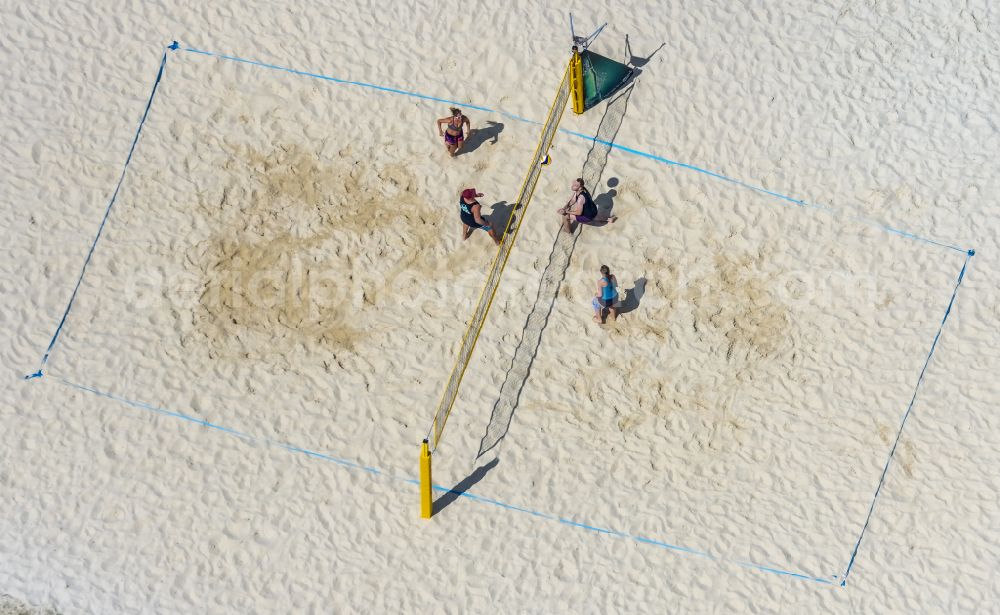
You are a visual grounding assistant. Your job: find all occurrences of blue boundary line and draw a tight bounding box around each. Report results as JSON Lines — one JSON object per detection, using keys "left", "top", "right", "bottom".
{"left": 24, "top": 41, "right": 979, "bottom": 588}
{"left": 26, "top": 43, "right": 178, "bottom": 380}
{"left": 52, "top": 376, "right": 837, "bottom": 585}
{"left": 178, "top": 44, "right": 967, "bottom": 254}
{"left": 27, "top": 41, "right": 971, "bottom": 376}
{"left": 840, "top": 248, "right": 975, "bottom": 585}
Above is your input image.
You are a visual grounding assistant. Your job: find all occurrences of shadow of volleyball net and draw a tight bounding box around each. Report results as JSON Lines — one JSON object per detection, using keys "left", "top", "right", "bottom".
{"left": 476, "top": 84, "right": 633, "bottom": 460}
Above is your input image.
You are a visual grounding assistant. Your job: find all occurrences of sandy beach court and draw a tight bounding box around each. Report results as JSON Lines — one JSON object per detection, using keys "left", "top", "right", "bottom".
{"left": 2, "top": 1, "right": 998, "bottom": 612}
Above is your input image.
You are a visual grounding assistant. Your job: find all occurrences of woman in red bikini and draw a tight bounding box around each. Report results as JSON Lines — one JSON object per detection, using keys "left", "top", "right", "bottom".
{"left": 437, "top": 107, "right": 471, "bottom": 157}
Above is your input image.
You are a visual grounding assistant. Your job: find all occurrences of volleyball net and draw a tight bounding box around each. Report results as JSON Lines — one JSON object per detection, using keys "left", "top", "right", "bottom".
{"left": 426, "top": 63, "right": 571, "bottom": 452}
{"left": 477, "top": 83, "right": 634, "bottom": 459}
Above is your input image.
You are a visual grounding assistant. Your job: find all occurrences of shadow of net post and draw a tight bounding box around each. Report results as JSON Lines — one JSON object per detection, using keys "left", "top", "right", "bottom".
{"left": 476, "top": 85, "right": 635, "bottom": 459}
{"left": 433, "top": 458, "right": 500, "bottom": 516}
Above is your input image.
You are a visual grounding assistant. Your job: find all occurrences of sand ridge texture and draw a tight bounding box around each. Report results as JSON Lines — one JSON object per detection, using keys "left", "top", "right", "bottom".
{"left": 3, "top": 1, "right": 999, "bottom": 613}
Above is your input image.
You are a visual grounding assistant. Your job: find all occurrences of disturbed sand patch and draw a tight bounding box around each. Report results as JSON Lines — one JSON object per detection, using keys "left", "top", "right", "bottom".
{"left": 181, "top": 142, "right": 444, "bottom": 360}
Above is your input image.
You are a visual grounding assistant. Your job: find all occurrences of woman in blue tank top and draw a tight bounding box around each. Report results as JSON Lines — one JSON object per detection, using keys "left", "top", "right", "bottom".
{"left": 592, "top": 264, "right": 620, "bottom": 323}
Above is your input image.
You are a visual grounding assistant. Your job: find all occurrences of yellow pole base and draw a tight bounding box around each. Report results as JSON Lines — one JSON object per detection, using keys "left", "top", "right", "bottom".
{"left": 420, "top": 439, "right": 433, "bottom": 519}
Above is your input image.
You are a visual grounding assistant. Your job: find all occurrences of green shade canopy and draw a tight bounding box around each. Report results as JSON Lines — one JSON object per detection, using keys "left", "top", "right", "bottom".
{"left": 581, "top": 50, "right": 634, "bottom": 110}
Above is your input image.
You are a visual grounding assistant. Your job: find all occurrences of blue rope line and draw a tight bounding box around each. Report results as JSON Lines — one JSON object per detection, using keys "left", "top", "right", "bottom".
{"left": 53, "top": 375, "right": 837, "bottom": 585}
{"left": 178, "top": 45, "right": 967, "bottom": 254}
{"left": 181, "top": 47, "right": 497, "bottom": 114}
{"left": 558, "top": 132, "right": 967, "bottom": 254}
{"left": 23, "top": 43, "right": 976, "bottom": 587}
{"left": 840, "top": 248, "right": 975, "bottom": 586}
{"left": 56, "top": 377, "right": 382, "bottom": 475}
{"left": 26, "top": 45, "right": 176, "bottom": 380}
{"left": 26, "top": 41, "right": 967, "bottom": 374}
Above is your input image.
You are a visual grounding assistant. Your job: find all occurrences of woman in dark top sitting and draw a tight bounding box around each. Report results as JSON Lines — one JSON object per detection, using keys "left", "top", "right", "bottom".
{"left": 556, "top": 177, "right": 598, "bottom": 233}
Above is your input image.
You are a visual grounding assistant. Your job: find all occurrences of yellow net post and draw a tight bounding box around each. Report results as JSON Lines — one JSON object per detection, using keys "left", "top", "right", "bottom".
{"left": 570, "top": 46, "right": 585, "bottom": 115}
{"left": 419, "top": 439, "right": 432, "bottom": 519}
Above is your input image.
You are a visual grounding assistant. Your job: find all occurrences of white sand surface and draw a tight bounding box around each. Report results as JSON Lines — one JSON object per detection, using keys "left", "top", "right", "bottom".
{"left": 2, "top": 1, "right": 999, "bottom": 612}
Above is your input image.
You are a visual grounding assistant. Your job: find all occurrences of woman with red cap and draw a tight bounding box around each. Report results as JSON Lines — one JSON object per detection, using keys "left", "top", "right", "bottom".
{"left": 459, "top": 188, "right": 500, "bottom": 245}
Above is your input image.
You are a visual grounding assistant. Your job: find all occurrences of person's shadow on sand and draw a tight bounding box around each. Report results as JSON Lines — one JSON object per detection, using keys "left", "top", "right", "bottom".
{"left": 584, "top": 176, "right": 619, "bottom": 227}
{"left": 617, "top": 277, "right": 646, "bottom": 316}
{"left": 459, "top": 121, "right": 504, "bottom": 156}
{"left": 488, "top": 200, "right": 518, "bottom": 235}
{"left": 433, "top": 458, "right": 499, "bottom": 515}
